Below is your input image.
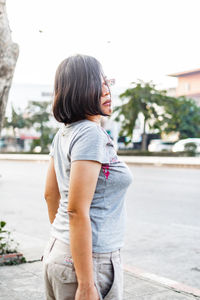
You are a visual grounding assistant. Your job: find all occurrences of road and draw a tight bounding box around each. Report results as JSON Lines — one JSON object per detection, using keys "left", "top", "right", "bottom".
{"left": 0, "top": 160, "right": 200, "bottom": 289}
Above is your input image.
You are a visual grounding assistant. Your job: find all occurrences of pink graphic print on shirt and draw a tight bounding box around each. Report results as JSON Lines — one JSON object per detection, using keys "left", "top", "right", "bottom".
{"left": 102, "top": 164, "right": 110, "bottom": 179}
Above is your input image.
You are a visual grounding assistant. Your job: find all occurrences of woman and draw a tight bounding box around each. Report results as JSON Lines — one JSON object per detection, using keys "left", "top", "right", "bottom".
{"left": 42, "top": 54, "right": 133, "bottom": 300}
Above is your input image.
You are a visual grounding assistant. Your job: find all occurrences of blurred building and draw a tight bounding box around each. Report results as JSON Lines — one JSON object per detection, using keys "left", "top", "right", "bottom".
{"left": 168, "top": 68, "right": 200, "bottom": 105}
{"left": 166, "top": 87, "right": 176, "bottom": 97}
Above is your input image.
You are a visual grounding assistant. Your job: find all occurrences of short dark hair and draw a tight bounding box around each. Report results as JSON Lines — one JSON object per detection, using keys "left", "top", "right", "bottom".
{"left": 53, "top": 54, "right": 110, "bottom": 124}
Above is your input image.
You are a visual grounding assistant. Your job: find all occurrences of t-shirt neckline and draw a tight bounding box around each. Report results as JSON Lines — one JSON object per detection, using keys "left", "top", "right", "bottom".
{"left": 64, "top": 119, "right": 101, "bottom": 128}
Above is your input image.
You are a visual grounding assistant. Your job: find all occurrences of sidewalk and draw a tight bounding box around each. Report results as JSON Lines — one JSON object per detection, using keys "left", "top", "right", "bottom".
{"left": 0, "top": 260, "right": 200, "bottom": 299}
{"left": 0, "top": 153, "right": 200, "bottom": 168}
{"left": 0, "top": 232, "right": 200, "bottom": 300}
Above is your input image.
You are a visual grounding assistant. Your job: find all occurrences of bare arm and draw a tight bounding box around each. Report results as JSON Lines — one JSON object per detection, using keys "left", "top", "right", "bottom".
{"left": 44, "top": 157, "right": 61, "bottom": 223}
{"left": 67, "top": 160, "right": 101, "bottom": 291}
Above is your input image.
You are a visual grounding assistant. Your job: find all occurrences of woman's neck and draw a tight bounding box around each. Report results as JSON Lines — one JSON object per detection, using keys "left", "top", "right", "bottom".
{"left": 86, "top": 115, "right": 101, "bottom": 125}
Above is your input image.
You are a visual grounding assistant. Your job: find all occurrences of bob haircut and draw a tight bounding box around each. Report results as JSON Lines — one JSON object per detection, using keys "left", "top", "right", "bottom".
{"left": 53, "top": 54, "right": 110, "bottom": 124}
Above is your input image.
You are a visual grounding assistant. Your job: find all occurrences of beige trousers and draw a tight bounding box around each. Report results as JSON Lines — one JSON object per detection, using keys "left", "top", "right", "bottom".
{"left": 42, "top": 237, "right": 124, "bottom": 300}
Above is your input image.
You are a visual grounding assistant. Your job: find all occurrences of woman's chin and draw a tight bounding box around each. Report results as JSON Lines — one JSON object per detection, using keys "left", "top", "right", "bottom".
{"left": 103, "top": 106, "right": 112, "bottom": 115}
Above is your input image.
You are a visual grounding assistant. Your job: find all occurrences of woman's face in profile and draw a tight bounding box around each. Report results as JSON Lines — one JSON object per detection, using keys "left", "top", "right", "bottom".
{"left": 100, "top": 77, "right": 112, "bottom": 116}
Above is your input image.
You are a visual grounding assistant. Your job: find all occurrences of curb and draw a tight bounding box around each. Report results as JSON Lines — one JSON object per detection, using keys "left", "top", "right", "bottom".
{"left": 120, "top": 156, "right": 200, "bottom": 169}
{"left": 123, "top": 264, "right": 200, "bottom": 298}
{"left": 0, "top": 154, "right": 49, "bottom": 161}
{"left": 0, "top": 154, "right": 200, "bottom": 168}
{"left": 125, "top": 162, "right": 200, "bottom": 169}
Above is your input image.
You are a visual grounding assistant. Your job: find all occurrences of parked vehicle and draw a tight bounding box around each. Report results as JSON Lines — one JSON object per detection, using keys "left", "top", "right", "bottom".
{"left": 117, "top": 136, "right": 132, "bottom": 150}
{"left": 148, "top": 139, "right": 174, "bottom": 152}
{"left": 172, "top": 138, "right": 200, "bottom": 152}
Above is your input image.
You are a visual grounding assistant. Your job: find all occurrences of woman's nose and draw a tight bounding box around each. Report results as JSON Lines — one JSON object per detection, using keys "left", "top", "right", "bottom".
{"left": 102, "top": 84, "right": 110, "bottom": 96}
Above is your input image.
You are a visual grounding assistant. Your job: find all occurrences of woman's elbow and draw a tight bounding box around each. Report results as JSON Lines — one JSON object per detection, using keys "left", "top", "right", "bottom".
{"left": 44, "top": 190, "right": 60, "bottom": 202}
{"left": 67, "top": 209, "right": 90, "bottom": 220}
{"left": 44, "top": 191, "right": 50, "bottom": 202}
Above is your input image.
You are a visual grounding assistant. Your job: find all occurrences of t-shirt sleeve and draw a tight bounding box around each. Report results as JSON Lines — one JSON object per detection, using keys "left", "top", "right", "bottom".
{"left": 49, "top": 133, "right": 57, "bottom": 157}
{"left": 70, "top": 126, "right": 109, "bottom": 164}
{"left": 49, "top": 145, "right": 54, "bottom": 157}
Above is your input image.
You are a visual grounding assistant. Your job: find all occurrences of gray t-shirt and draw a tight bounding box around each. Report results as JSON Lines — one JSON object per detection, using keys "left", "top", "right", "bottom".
{"left": 49, "top": 119, "right": 133, "bottom": 253}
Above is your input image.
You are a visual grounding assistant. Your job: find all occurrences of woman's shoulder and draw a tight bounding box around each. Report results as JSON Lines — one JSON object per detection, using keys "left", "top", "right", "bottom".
{"left": 61, "top": 119, "right": 106, "bottom": 140}
{"left": 67, "top": 120, "right": 110, "bottom": 163}
{"left": 53, "top": 120, "right": 112, "bottom": 148}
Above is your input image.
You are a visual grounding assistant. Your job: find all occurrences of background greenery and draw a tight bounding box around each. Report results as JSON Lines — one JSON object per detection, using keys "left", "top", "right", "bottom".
{"left": 2, "top": 80, "right": 200, "bottom": 154}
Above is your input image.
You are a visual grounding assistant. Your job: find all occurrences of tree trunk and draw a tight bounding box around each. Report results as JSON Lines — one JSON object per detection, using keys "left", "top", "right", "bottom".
{"left": 141, "top": 118, "right": 147, "bottom": 150}
{"left": 40, "top": 123, "right": 44, "bottom": 152}
{"left": 0, "top": 0, "right": 19, "bottom": 135}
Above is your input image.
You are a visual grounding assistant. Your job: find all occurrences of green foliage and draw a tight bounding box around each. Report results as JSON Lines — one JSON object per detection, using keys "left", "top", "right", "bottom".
{"left": 114, "top": 81, "right": 200, "bottom": 151}
{"left": 0, "top": 221, "right": 19, "bottom": 255}
{"left": 113, "top": 80, "right": 169, "bottom": 150}
{"left": 3, "top": 100, "right": 56, "bottom": 153}
{"left": 2, "top": 256, "right": 26, "bottom": 266}
{"left": 26, "top": 101, "right": 55, "bottom": 152}
{"left": 30, "top": 126, "right": 55, "bottom": 153}
{"left": 154, "top": 96, "right": 200, "bottom": 139}
{"left": 4, "top": 105, "right": 27, "bottom": 135}
{"left": 0, "top": 221, "right": 27, "bottom": 265}
{"left": 184, "top": 142, "right": 197, "bottom": 156}
{"left": 26, "top": 101, "right": 50, "bottom": 126}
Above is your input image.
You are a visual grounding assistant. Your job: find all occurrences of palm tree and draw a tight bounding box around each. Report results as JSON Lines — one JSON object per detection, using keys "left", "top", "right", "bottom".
{"left": 113, "top": 80, "right": 168, "bottom": 150}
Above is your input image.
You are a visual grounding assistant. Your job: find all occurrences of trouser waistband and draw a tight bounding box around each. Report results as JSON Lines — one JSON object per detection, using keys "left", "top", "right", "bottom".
{"left": 50, "top": 237, "right": 121, "bottom": 259}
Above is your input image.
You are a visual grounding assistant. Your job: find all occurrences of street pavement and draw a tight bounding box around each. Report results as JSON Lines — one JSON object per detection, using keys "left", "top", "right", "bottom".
{"left": 0, "top": 159, "right": 200, "bottom": 299}
{"left": 123, "top": 164, "right": 200, "bottom": 289}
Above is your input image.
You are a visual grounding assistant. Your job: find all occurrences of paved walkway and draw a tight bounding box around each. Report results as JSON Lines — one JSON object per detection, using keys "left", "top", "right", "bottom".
{"left": 0, "top": 260, "right": 200, "bottom": 299}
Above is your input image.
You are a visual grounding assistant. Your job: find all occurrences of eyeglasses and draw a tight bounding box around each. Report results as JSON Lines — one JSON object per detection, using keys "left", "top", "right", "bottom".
{"left": 103, "top": 77, "right": 115, "bottom": 87}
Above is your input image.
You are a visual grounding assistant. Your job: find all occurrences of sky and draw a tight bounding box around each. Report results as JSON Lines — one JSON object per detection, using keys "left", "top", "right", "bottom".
{"left": 6, "top": 0, "right": 200, "bottom": 90}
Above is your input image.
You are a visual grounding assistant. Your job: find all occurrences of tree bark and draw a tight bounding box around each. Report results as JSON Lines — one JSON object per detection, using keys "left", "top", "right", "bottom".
{"left": 0, "top": 0, "right": 19, "bottom": 135}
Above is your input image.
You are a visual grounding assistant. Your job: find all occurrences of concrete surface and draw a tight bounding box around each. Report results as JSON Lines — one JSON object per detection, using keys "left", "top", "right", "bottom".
{"left": 124, "top": 164, "right": 200, "bottom": 289}
{"left": 0, "top": 260, "right": 200, "bottom": 299}
{"left": 1, "top": 160, "right": 200, "bottom": 288}
{"left": 1, "top": 158, "right": 200, "bottom": 299}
